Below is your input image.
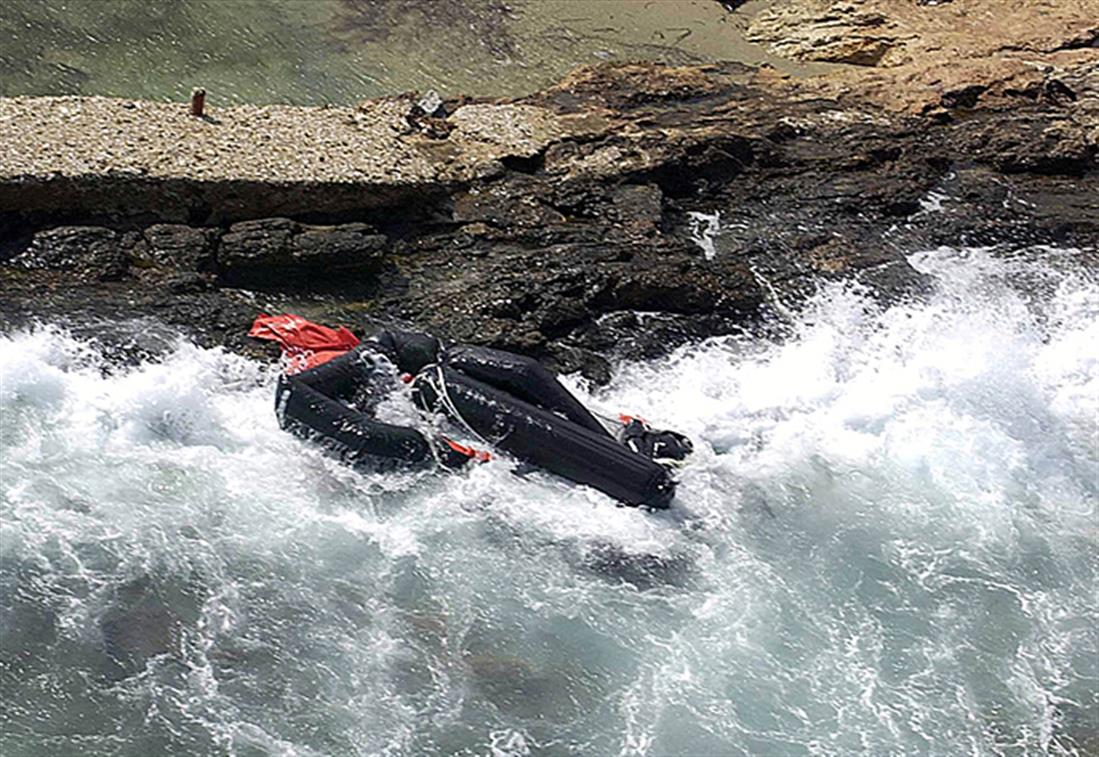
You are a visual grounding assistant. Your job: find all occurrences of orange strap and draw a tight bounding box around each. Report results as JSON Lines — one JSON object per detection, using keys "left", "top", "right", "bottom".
{"left": 443, "top": 438, "right": 492, "bottom": 462}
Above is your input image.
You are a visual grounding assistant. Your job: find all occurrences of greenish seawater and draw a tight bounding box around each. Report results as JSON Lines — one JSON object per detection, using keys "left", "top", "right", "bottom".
{"left": 0, "top": 0, "right": 806, "bottom": 105}
{"left": 3, "top": 246, "right": 1097, "bottom": 755}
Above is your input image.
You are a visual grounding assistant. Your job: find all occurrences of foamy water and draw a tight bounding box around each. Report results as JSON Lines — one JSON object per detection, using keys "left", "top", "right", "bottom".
{"left": 2, "top": 247, "right": 1097, "bottom": 755}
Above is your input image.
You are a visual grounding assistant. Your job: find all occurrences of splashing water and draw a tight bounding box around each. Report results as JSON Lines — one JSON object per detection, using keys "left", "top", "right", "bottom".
{"left": 2, "top": 247, "right": 1097, "bottom": 755}
{"left": 687, "top": 210, "right": 722, "bottom": 261}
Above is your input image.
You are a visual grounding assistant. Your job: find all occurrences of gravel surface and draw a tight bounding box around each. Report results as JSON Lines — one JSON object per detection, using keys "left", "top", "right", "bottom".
{"left": 0, "top": 95, "right": 567, "bottom": 185}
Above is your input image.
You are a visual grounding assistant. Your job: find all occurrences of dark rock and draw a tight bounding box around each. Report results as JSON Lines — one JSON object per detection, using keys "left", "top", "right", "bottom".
{"left": 164, "top": 272, "right": 213, "bottom": 294}
{"left": 544, "top": 343, "right": 612, "bottom": 384}
{"left": 291, "top": 224, "right": 386, "bottom": 265}
{"left": 219, "top": 217, "right": 296, "bottom": 261}
{"left": 140, "top": 224, "right": 218, "bottom": 272}
{"left": 608, "top": 183, "right": 663, "bottom": 229}
{"left": 11, "top": 226, "right": 129, "bottom": 282}
{"left": 1, "top": 62, "right": 1096, "bottom": 379}
{"left": 218, "top": 218, "right": 388, "bottom": 287}
{"left": 599, "top": 266, "right": 760, "bottom": 316}
{"left": 453, "top": 183, "right": 566, "bottom": 227}
{"left": 534, "top": 299, "right": 589, "bottom": 337}
{"left": 941, "top": 84, "right": 987, "bottom": 109}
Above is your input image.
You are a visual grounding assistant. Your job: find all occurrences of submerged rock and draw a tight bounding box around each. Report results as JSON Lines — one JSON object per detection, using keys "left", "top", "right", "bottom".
{"left": 99, "top": 576, "right": 183, "bottom": 679}
{"left": 578, "top": 542, "right": 696, "bottom": 590}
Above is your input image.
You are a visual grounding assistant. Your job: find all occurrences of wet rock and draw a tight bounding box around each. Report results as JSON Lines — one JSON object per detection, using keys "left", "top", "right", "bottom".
{"left": 140, "top": 224, "right": 218, "bottom": 272}
{"left": 983, "top": 119, "right": 1092, "bottom": 176}
{"left": 1, "top": 32, "right": 1097, "bottom": 376}
{"left": 534, "top": 298, "right": 589, "bottom": 337}
{"left": 11, "top": 226, "right": 129, "bottom": 282}
{"left": 543, "top": 343, "right": 612, "bottom": 384}
{"left": 453, "top": 184, "right": 566, "bottom": 227}
{"left": 599, "top": 265, "right": 761, "bottom": 317}
{"left": 576, "top": 310, "right": 734, "bottom": 362}
{"left": 608, "top": 183, "right": 663, "bottom": 232}
{"left": 218, "top": 218, "right": 388, "bottom": 287}
{"left": 164, "top": 272, "right": 213, "bottom": 294}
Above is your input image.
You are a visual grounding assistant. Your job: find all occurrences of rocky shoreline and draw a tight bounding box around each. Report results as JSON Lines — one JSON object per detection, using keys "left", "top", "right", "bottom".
{"left": 1, "top": 0, "right": 1096, "bottom": 379}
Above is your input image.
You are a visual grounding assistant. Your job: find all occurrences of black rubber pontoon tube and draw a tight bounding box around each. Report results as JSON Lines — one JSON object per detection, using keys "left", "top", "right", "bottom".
{"left": 414, "top": 366, "right": 677, "bottom": 508}
{"left": 276, "top": 342, "right": 475, "bottom": 470}
{"left": 371, "top": 330, "right": 442, "bottom": 374}
{"left": 442, "top": 345, "right": 612, "bottom": 438}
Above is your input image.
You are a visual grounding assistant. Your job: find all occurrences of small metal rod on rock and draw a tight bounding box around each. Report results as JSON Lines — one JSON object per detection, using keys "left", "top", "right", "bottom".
{"left": 190, "top": 88, "right": 206, "bottom": 117}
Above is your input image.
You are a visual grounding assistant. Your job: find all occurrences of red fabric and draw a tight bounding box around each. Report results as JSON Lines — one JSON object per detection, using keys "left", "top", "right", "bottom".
{"left": 442, "top": 438, "right": 492, "bottom": 462}
{"left": 249, "top": 314, "right": 360, "bottom": 374}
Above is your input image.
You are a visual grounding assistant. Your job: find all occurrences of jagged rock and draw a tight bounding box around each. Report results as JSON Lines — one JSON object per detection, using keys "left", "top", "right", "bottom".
{"left": 1, "top": 28, "right": 1096, "bottom": 376}
{"left": 598, "top": 266, "right": 761, "bottom": 316}
{"left": 985, "top": 119, "right": 1093, "bottom": 176}
{"left": 164, "top": 272, "right": 213, "bottom": 294}
{"left": 453, "top": 183, "right": 566, "bottom": 227}
{"left": 140, "top": 224, "right": 218, "bottom": 272}
{"left": 11, "top": 226, "right": 129, "bottom": 282}
{"left": 218, "top": 218, "right": 388, "bottom": 286}
{"left": 219, "top": 217, "right": 296, "bottom": 259}
{"left": 607, "top": 184, "right": 663, "bottom": 231}
{"left": 533, "top": 298, "right": 589, "bottom": 337}
{"left": 747, "top": 2, "right": 906, "bottom": 66}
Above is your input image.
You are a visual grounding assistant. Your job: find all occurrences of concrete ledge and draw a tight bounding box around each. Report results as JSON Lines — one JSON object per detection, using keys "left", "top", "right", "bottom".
{"left": 0, "top": 95, "right": 574, "bottom": 221}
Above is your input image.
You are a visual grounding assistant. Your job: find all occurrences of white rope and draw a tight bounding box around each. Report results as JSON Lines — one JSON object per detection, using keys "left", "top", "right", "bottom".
{"left": 425, "top": 363, "right": 494, "bottom": 448}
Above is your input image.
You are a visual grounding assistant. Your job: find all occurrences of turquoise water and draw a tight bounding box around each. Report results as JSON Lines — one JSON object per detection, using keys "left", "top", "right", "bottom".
{"left": 0, "top": 0, "right": 800, "bottom": 104}
{"left": 2, "top": 246, "right": 1097, "bottom": 755}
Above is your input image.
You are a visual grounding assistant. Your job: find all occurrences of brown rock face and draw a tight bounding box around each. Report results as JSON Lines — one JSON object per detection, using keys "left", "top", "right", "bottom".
{"left": 747, "top": 0, "right": 1099, "bottom": 115}
{"left": 748, "top": 0, "right": 1098, "bottom": 68}
{"left": 747, "top": 3, "right": 907, "bottom": 66}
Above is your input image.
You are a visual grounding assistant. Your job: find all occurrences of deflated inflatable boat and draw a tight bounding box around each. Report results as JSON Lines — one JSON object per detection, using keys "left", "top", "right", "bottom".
{"left": 253, "top": 316, "right": 692, "bottom": 508}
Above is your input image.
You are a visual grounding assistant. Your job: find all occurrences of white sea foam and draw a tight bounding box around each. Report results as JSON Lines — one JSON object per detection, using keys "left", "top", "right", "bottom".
{"left": 1, "top": 246, "right": 1097, "bottom": 755}
{"left": 687, "top": 210, "right": 721, "bottom": 260}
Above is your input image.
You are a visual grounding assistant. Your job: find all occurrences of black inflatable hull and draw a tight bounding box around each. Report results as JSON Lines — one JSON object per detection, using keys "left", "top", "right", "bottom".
{"left": 275, "top": 347, "right": 436, "bottom": 471}
{"left": 417, "top": 366, "right": 676, "bottom": 508}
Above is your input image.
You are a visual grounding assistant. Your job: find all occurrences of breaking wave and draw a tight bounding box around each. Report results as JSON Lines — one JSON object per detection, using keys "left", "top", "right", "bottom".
{"left": 2, "top": 246, "right": 1097, "bottom": 755}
